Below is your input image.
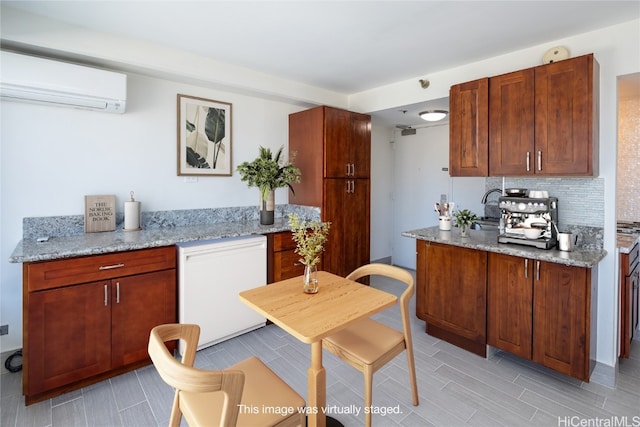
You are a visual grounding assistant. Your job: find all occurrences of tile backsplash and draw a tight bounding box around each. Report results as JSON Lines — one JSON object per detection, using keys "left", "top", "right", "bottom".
{"left": 486, "top": 177, "right": 604, "bottom": 228}
{"left": 486, "top": 177, "right": 605, "bottom": 250}
{"left": 616, "top": 96, "right": 640, "bottom": 222}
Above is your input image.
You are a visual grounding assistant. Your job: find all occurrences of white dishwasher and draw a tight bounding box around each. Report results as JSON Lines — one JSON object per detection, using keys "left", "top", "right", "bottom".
{"left": 177, "top": 235, "right": 267, "bottom": 351}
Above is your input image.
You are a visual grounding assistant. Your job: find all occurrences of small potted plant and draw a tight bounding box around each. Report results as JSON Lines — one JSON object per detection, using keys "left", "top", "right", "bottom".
{"left": 453, "top": 209, "right": 478, "bottom": 237}
{"left": 237, "top": 146, "right": 301, "bottom": 225}
{"left": 288, "top": 213, "right": 331, "bottom": 293}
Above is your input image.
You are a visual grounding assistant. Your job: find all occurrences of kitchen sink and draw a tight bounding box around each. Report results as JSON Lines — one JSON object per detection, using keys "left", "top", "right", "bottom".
{"left": 472, "top": 217, "right": 500, "bottom": 231}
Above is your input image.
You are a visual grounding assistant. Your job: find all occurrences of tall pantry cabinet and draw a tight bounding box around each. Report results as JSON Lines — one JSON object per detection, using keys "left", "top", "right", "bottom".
{"left": 289, "top": 106, "right": 371, "bottom": 278}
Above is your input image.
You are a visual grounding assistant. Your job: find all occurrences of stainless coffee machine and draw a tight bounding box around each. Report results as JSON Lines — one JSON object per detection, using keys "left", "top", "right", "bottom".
{"left": 497, "top": 196, "right": 558, "bottom": 249}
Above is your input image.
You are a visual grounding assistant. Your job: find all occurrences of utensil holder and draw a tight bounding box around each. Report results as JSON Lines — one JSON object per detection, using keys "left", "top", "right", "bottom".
{"left": 438, "top": 216, "right": 452, "bottom": 231}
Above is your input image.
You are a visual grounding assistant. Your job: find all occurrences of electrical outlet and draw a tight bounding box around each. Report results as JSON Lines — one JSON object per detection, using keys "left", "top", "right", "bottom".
{"left": 0, "top": 324, "right": 8, "bottom": 336}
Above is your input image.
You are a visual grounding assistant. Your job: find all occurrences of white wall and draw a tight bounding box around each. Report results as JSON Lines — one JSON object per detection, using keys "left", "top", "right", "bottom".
{"left": 0, "top": 73, "right": 305, "bottom": 351}
{"left": 369, "top": 124, "right": 394, "bottom": 262}
{"left": 390, "top": 124, "right": 485, "bottom": 269}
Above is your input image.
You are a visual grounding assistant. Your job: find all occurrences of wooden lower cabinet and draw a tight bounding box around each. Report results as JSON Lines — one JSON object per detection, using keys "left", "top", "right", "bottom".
{"left": 620, "top": 241, "right": 639, "bottom": 358}
{"left": 266, "top": 231, "right": 306, "bottom": 283}
{"left": 416, "top": 240, "right": 487, "bottom": 357}
{"left": 23, "top": 247, "right": 177, "bottom": 404}
{"left": 487, "top": 253, "right": 532, "bottom": 359}
{"left": 323, "top": 178, "right": 370, "bottom": 278}
{"left": 488, "top": 252, "right": 596, "bottom": 381}
{"left": 27, "top": 280, "right": 112, "bottom": 396}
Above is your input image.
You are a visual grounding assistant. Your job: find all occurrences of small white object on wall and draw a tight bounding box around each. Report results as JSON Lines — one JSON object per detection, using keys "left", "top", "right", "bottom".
{"left": 124, "top": 191, "right": 141, "bottom": 231}
{"left": 542, "top": 46, "right": 570, "bottom": 64}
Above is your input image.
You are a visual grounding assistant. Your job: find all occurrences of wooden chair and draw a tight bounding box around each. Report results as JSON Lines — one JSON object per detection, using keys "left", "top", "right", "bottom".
{"left": 322, "top": 264, "right": 419, "bottom": 426}
{"left": 148, "top": 324, "right": 305, "bottom": 427}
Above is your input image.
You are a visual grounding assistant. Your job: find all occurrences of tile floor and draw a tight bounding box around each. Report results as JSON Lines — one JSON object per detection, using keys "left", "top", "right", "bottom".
{"left": 1, "top": 272, "right": 639, "bottom": 426}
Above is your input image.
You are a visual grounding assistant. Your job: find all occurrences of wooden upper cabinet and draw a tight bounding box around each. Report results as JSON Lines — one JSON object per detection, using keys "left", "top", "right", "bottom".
{"left": 324, "top": 107, "right": 351, "bottom": 178}
{"left": 324, "top": 107, "right": 371, "bottom": 178}
{"left": 488, "top": 69, "right": 535, "bottom": 176}
{"left": 449, "top": 78, "right": 489, "bottom": 176}
{"left": 451, "top": 54, "right": 598, "bottom": 177}
{"left": 534, "top": 54, "right": 599, "bottom": 176}
{"left": 289, "top": 106, "right": 371, "bottom": 205}
{"left": 350, "top": 112, "right": 371, "bottom": 178}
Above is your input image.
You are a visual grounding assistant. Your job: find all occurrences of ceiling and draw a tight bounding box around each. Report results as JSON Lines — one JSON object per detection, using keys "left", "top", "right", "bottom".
{"left": 2, "top": 1, "right": 639, "bottom": 127}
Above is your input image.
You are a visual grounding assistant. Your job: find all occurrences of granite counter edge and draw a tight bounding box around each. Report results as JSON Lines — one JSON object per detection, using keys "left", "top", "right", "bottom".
{"left": 10, "top": 223, "right": 292, "bottom": 263}
{"left": 402, "top": 228, "right": 607, "bottom": 268}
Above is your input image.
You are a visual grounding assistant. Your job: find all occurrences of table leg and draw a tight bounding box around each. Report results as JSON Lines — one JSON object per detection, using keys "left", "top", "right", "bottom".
{"left": 307, "top": 340, "right": 326, "bottom": 427}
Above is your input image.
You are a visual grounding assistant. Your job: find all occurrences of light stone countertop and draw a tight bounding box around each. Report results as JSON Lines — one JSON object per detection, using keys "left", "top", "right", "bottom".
{"left": 617, "top": 233, "right": 639, "bottom": 254}
{"left": 10, "top": 219, "right": 292, "bottom": 263}
{"left": 402, "top": 226, "right": 607, "bottom": 268}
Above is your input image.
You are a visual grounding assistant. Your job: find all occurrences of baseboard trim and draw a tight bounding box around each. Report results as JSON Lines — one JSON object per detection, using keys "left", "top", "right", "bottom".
{"left": 590, "top": 361, "right": 617, "bottom": 387}
{"left": 371, "top": 256, "right": 392, "bottom": 265}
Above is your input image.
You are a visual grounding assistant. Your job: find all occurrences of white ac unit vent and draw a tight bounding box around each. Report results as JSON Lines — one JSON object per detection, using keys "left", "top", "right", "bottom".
{"left": 0, "top": 51, "right": 127, "bottom": 113}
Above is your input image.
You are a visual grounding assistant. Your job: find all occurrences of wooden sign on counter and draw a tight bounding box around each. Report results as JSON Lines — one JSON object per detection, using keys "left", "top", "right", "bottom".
{"left": 84, "top": 195, "right": 116, "bottom": 233}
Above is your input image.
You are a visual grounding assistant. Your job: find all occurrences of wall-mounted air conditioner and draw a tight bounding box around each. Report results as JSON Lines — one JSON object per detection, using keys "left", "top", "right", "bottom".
{"left": 0, "top": 51, "right": 127, "bottom": 113}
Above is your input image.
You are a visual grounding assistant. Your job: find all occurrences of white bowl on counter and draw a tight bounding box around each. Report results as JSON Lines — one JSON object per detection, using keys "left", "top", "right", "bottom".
{"left": 523, "top": 228, "right": 543, "bottom": 239}
{"left": 528, "top": 190, "right": 549, "bottom": 199}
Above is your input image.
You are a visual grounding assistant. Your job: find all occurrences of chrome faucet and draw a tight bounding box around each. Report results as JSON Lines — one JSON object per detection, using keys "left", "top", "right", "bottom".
{"left": 481, "top": 188, "right": 502, "bottom": 204}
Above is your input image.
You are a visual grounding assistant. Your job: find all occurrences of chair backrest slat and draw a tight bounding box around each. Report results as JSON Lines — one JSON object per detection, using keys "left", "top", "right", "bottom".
{"left": 148, "top": 324, "right": 245, "bottom": 427}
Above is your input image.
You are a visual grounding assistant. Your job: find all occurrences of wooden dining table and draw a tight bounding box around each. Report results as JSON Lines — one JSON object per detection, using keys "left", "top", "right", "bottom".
{"left": 238, "top": 270, "right": 398, "bottom": 427}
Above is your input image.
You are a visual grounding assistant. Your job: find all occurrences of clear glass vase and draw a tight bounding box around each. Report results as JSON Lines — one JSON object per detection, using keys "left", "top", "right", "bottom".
{"left": 460, "top": 224, "right": 469, "bottom": 237}
{"left": 303, "top": 264, "right": 319, "bottom": 294}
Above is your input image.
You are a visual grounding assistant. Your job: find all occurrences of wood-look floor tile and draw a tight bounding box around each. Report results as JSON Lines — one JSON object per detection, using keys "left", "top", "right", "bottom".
{"left": 119, "top": 401, "right": 157, "bottom": 426}
{"left": 1, "top": 393, "right": 20, "bottom": 427}
{"left": 51, "top": 397, "right": 85, "bottom": 427}
{"left": 110, "top": 371, "right": 145, "bottom": 411}
{"left": 15, "top": 397, "right": 51, "bottom": 427}
{"left": 82, "top": 381, "right": 122, "bottom": 427}
{"left": 135, "top": 363, "right": 175, "bottom": 424}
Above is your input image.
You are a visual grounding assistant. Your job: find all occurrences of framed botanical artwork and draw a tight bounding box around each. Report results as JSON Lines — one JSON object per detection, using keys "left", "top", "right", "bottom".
{"left": 177, "top": 94, "right": 232, "bottom": 176}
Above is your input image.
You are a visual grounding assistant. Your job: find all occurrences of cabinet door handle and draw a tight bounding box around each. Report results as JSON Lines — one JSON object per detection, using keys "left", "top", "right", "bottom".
{"left": 99, "top": 263, "right": 125, "bottom": 270}
{"left": 346, "top": 180, "right": 355, "bottom": 193}
{"left": 104, "top": 284, "right": 108, "bottom": 306}
{"left": 526, "top": 152, "right": 530, "bottom": 172}
{"left": 346, "top": 163, "right": 350, "bottom": 176}
{"left": 351, "top": 163, "right": 355, "bottom": 176}
{"left": 524, "top": 259, "right": 528, "bottom": 279}
{"left": 116, "top": 282, "right": 120, "bottom": 304}
{"left": 537, "top": 151, "right": 542, "bottom": 171}
{"left": 536, "top": 260, "right": 540, "bottom": 281}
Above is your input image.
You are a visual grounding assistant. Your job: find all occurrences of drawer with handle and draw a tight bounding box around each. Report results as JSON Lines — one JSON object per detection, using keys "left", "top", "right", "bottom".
{"left": 25, "top": 246, "right": 176, "bottom": 292}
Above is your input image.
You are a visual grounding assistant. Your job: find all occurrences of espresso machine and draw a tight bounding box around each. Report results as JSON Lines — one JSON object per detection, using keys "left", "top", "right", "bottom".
{"left": 497, "top": 196, "right": 558, "bottom": 249}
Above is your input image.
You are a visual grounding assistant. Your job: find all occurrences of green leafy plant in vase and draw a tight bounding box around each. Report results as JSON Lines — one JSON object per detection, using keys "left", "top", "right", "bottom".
{"left": 453, "top": 209, "right": 478, "bottom": 237}
{"left": 288, "top": 213, "right": 331, "bottom": 293}
{"left": 237, "top": 146, "right": 301, "bottom": 225}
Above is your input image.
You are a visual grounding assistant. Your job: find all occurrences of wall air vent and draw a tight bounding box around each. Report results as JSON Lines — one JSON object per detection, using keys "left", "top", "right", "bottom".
{"left": 0, "top": 51, "right": 127, "bottom": 113}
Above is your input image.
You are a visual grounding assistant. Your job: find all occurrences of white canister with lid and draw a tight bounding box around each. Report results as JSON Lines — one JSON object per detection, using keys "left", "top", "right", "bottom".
{"left": 124, "top": 191, "right": 141, "bottom": 231}
{"left": 438, "top": 216, "right": 452, "bottom": 231}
